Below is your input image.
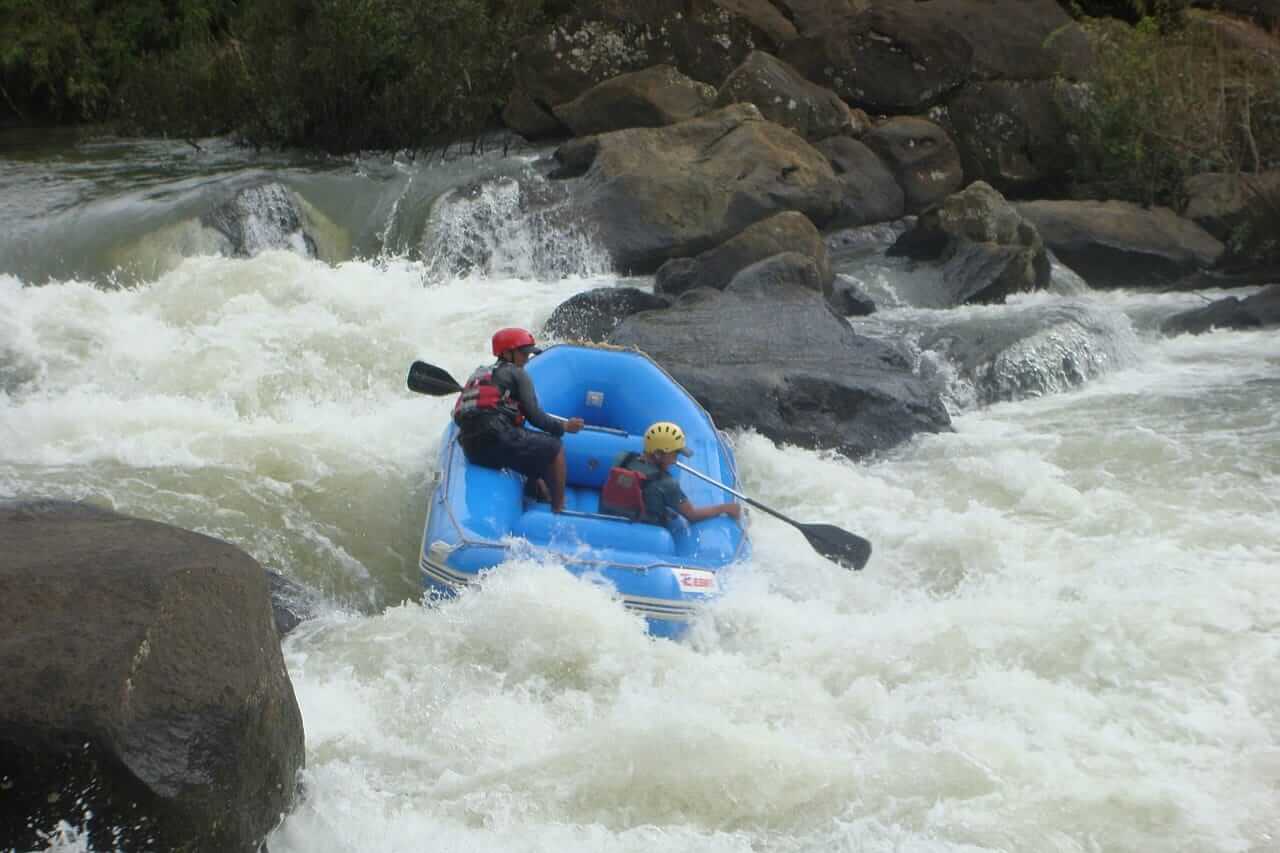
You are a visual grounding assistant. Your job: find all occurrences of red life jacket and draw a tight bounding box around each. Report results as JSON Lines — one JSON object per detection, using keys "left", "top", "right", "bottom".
{"left": 453, "top": 364, "right": 524, "bottom": 426}
{"left": 599, "top": 453, "right": 648, "bottom": 519}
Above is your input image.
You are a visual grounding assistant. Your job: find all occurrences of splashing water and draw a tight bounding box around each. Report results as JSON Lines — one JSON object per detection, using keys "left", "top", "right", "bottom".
{"left": 2, "top": 138, "right": 1278, "bottom": 853}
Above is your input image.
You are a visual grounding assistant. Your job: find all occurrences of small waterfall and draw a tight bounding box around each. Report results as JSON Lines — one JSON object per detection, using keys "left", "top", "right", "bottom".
{"left": 421, "top": 175, "right": 609, "bottom": 282}
{"left": 203, "top": 182, "right": 318, "bottom": 259}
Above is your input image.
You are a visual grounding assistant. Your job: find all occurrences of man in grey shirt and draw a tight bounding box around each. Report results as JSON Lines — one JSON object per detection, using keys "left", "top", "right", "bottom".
{"left": 454, "top": 328, "right": 583, "bottom": 512}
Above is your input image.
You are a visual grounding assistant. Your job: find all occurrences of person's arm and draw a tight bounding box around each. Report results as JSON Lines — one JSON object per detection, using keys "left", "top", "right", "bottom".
{"left": 676, "top": 500, "right": 741, "bottom": 523}
{"left": 508, "top": 366, "right": 578, "bottom": 435}
{"left": 658, "top": 478, "right": 739, "bottom": 523}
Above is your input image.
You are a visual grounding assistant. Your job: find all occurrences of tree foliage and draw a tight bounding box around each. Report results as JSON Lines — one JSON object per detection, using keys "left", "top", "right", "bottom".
{"left": 1066, "top": 13, "right": 1280, "bottom": 207}
{"left": 0, "top": 0, "right": 237, "bottom": 122}
{"left": 224, "top": 0, "right": 550, "bottom": 150}
{"left": 2, "top": 0, "right": 554, "bottom": 150}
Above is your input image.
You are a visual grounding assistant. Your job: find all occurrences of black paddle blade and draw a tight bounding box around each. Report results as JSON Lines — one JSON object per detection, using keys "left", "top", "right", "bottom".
{"left": 799, "top": 523, "right": 872, "bottom": 570}
{"left": 407, "top": 361, "right": 463, "bottom": 396}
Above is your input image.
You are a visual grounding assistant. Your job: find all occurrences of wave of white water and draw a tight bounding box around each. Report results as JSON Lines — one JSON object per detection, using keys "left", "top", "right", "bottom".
{"left": 2, "top": 252, "right": 1277, "bottom": 852}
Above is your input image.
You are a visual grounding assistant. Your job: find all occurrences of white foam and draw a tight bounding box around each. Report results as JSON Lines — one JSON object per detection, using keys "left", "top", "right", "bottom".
{"left": 3, "top": 249, "right": 1278, "bottom": 853}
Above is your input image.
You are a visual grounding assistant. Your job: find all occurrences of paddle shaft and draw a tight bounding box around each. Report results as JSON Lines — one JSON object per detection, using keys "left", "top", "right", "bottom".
{"left": 676, "top": 461, "right": 800, "bottom": 527}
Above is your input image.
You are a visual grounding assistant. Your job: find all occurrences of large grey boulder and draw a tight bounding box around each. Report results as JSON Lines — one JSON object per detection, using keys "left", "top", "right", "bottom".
{"left": 0, "top": 501, "right": 305, "bottom": 853}
{"left": 654, "top": 211, "right": 833, "bottom": 298}
{"left": 552, "top": 65, "right": 717, "bottom": 137}
{"left": 889, "top": 181, "right": 1051, "bottom": 306}
{"left": 1182, "top": 170, "right": 1280, "bottom": 241}
{"left": 1161, "top": 284, "right": 1280, "bottom": 334}
{"left": 778, "top": 0, "right": 1091, "bottom": 114}
{"left": 1015, "top": 199, "right": 1226, "bottom": 288}
{"left": 938, "top": 80, "right": 1078, "bottom": 198}
{"left": 714, "top": 50, "right": 854, "bottom": 141}
{"left": 863, "top": 117, "right": 964, "bottom": 214}
{"left": 501, "top": 89, "right": 566, "bottom": 140}
{"left": 816, "top": 136, "right": 906, "bottom": 228}
{"left": 609, "top": 253, "right": 951, "bottom": 458}
{"left": 553, "top": 103, "right": 842, "bottom": 272}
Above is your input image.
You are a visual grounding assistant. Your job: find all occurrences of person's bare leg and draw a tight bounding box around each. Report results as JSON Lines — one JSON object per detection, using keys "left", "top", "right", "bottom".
{"left": 534, "top": 479, "right": 551, "bottom": 502}
{"left": 549, "top": 449, "right": 568, "bottom": 513}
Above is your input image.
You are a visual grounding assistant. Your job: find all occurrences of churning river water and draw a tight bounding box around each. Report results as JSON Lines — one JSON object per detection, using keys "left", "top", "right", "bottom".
{"left": 2, "top": 132, "right": 1278, "bottom": 853}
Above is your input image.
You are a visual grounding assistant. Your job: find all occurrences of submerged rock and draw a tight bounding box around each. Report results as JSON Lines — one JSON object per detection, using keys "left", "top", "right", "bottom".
{"left": 0, "top": 500, "right": 305, "bottom": 853}
{"left": 1161, "top": 284, "right": 1280, "bottom": 334}
{"left": 202, "top": 182, "right": 317, "bottom": 259}
{"left": 543, "top": 286, "right": 672, "bottom": 342}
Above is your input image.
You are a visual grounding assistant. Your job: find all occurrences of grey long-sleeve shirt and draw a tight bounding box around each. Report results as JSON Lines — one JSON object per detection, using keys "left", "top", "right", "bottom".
{"left": 491, "top": 361, "right": 564, "bottom": 436}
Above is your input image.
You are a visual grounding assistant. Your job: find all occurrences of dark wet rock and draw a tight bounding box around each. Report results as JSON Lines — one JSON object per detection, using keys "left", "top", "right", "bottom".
{"left": 1016, "top": 199, "right": 1226, "bottom": 288}
{"left": 889, "top": 181, "right": 1051, "bottom": 306}
{"left": 543, "top": 286, "right": 672, "bottom": 342}
{"left": 716, "top": 0, "right": 800, "bottom": 43}
{"left": 552, "top": 103, "right": 842, "bottom": 273}
{"left": 937, "top": 79, "right": 1079, "bottom": 198}
{"left": 553, "top": 65, "right": 718, "bottom": 137}
{"left": 266, "top": 569, "right": 319, "bottom": 637}
{"left": 714, "top": 50, "right": 853, "bottom": 142}
{"left": 501, "top": 89, "right": 567, "bottom": 140}
{"left": 1161, "top": 284, "right": 1280, "bottom": 334}
{"left": 817, "top": 136, "right": 906, "bottom": 228}
{"left": 203, "top": 182, "right": 317, "bottom": 259}
{"left": 0, "top": 500, "right": 304, "bottom": 853}
{"left": 651, "top": 257, "right": 702, "bottom": 297}
{"left": 863, "top": 117, "right": 964, "bottom": 214}
{"left": 502, "top": 0, "right": 777, "bottom": 138}
{"left": 654, "top": 211, "right": 833, "bottom": 298}
{"left": 830, "top": 278, "right": 877, "bottom": 316}
{"left": 778, "top": 0, "right": 1090, "bottom": 114}
{"left": 1166, "top": 267, "right": 1280, "bottom": 290}
{"left": 724, "top": 251, "right": 827, "bottom": 296}
{"left": 609, "top": 256, "right": 951, "bottom": 458}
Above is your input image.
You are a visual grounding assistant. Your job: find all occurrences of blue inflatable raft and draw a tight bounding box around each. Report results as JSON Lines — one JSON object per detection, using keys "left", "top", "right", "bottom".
{"left": 418, "top": 344, "right": 749, "bottom": 638}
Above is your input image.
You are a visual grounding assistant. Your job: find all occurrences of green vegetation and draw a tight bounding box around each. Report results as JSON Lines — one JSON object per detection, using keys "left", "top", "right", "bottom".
{"left": 1063, "top": 0, "right": 1188, "bottom": 31}
{"left": 1228, "top": 181, "right": 1280, "bottom": 269}
{"left": 0, "top": 0, "right": 237, "bottom": 123}
{"left": 2, "top": 0, "right": 555, "bottom": 151}
{"left": 1065, "top": 13, "right": 1280, "bottom": 208}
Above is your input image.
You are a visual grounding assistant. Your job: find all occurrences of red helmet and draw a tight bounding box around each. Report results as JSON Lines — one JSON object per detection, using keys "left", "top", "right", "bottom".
{"left": 491, "top": 327, "right": 540, "bottom": 357}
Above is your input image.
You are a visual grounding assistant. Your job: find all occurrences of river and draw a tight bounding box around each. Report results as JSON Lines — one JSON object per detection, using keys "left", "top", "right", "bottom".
{"left": 2, "top": 130, "right": 1277, "bottom": 853}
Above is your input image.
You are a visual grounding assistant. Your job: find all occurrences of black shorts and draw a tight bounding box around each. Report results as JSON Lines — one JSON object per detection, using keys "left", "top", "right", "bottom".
{"left": 459, "top": 421, "right": 562, "bottom": 481}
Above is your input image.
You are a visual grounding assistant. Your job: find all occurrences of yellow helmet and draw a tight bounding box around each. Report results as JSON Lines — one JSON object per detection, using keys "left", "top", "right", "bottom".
{"left": 644, "top": 421, "right": 692, "bottom": 457}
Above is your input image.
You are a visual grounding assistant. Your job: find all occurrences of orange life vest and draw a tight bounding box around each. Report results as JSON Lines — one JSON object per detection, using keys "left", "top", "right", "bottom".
{"left": 599, "top": 453, "right": 648, "bottom": 519}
